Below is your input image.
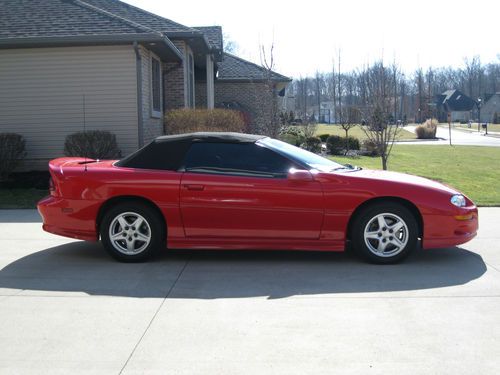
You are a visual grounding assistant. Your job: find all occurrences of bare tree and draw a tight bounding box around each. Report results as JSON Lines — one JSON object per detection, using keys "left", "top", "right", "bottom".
{"left": 360, "top": 62, "right": 402, "bottom": 170}
{"left": 292, "top": 54, "right": 500, "bottom": 130}
{"left": 415, "top": 68, "right": 424, "bottom": 123}
{"left": 340, "top": 106, "right": 361, "bottom": 155}
{"left": 314, "top": 72, "right": 322, "bottom": 122}
{"left": 258, "top": 42, "right": 280, "bottom": 137}
{"left": 337, "top": 49, "right": 343, "bottom": 124}
{"left": 330, "top": 58, "right": 337, "bottom": 123}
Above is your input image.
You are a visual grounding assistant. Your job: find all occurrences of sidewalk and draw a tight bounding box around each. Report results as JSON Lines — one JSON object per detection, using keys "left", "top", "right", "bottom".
{"left": 444, "top": 124, "right": 500, "bottom": 138}
{"left": 397, "top": 125, "right": 500, "bottom": 147}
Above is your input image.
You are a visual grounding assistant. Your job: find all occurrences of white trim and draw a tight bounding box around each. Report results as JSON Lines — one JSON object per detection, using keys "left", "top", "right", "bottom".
{"left": 183, "top": 46, "right": 195, "bottom": 108}
{"left": 150, "top": 53, "right": 162, "bottom": 118}
{"left": 206, "top": 54, "right": 215, "bottom": 109}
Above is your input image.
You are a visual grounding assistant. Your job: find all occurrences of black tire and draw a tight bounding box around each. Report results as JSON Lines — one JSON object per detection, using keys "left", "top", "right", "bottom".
{"left": 350, "top": 202, "right": 418, "bottom": 264}
{"left": 100, "top": 202, "right": 164, "bottom": 262}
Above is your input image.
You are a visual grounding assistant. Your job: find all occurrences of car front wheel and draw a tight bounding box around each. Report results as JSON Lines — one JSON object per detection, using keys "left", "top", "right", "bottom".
{"left": 351, "top": 202, "right": 418, "bottom": 264}
{"left": 100, "top": 202, "right": 163, "bottom": 262}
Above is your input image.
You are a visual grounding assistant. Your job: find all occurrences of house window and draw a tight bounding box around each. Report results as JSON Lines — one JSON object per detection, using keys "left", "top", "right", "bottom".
{"left": 151, "top": 56, "right": 161, "bottom": 117}
{"left": 187, "top": 52, "right": 195, "bottom": 108}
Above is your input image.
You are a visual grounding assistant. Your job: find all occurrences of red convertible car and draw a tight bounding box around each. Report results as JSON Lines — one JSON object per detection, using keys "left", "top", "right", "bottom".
{"left": 38, "top": 132, "right": 478, "bottom": 264}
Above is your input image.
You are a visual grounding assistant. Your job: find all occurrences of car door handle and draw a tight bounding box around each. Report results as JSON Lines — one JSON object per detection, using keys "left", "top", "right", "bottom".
{"left": 183, "top": 184, "right": 205, "bottom": 191}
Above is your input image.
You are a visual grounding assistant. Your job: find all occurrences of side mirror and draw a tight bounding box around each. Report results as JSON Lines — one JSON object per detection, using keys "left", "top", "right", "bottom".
{"left": 287, "top": 168, "right": 313, "bottom": 182}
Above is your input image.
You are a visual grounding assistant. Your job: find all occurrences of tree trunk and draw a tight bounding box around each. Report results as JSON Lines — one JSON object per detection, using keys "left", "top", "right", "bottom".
{"left": 344, "top": 128, "right": 349, "bottom": 155}
{"left": 381, "top": 155, "right": 388, "bottom": 170}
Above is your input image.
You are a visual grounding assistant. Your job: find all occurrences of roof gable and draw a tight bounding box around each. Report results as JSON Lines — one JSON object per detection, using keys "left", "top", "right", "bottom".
{"left": 437, "top": 89, "right": 476, "bottom": 112}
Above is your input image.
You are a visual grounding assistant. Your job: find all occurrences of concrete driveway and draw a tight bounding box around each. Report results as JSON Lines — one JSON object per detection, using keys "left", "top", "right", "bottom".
{"left": 0, "top": 209, "right": 499, "bottom": 374}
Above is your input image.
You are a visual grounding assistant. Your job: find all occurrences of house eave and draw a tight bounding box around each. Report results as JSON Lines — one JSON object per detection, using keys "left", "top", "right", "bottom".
{"left": 167, "top": 31, "right": 212, "bottom": 56}
{"left": 217, "top": 78, "right": 292, "bottom": 83}
{"left": 0, "top": 34, "right": 183, "bottom": 61}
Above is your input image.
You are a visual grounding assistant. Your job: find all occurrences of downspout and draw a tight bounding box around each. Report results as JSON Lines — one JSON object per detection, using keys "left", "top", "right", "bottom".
{"left": 133, "top": 41, "right": 144, "bottom": 148}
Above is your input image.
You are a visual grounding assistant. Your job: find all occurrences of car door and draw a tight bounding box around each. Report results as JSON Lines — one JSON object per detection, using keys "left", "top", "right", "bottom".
{"left": 179, "top": 142, "right": 324, "bottom": 240}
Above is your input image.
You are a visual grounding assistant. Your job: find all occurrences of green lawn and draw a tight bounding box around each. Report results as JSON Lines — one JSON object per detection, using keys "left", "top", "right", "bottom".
{"left": 0, "top": 189, "right": 48, "bottom": 209}
{"left": 315, "top": 124, "right": 417, "bottom": 141}
{"left": 330, "top": 145, "right": 500, "bottom": 206}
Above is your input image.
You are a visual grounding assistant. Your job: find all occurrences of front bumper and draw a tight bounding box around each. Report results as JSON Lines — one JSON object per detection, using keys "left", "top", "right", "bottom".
{"left": 423, "top": 206, "right": 478, "bottom": 249}
{"left": 37, "top": 195, "right": 99, "bottom": 241}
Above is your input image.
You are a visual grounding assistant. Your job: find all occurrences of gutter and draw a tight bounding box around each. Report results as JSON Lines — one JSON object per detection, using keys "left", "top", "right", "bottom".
{"left": 0, "top": 34, "right": 183, "bottom": 61}
{"left": 133, "top": 41, "right": 144, "bottom": 148}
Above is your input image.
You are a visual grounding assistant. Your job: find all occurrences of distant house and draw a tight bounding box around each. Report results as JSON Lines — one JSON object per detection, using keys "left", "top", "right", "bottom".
{"left": 481, "top": 93, "right": 500, "bottom": 123}
{"left": 0, "top": 0, "right": 290, "bottom": 170}
{"left": 307, "top": 101, "right": 336, "bottom": 124}
{"left": 436, "top": 89, "right": 476, "bottom": 122}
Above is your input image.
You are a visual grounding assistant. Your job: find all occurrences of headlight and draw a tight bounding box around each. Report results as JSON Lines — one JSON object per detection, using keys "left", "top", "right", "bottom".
{"left": 451, "top": 194, "right": 466, "bottom": 207}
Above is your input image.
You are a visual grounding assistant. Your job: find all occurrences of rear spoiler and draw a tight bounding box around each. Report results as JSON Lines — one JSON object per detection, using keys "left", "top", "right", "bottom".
{"left": 48, "top": 157, "right": 97, "bottom": 174}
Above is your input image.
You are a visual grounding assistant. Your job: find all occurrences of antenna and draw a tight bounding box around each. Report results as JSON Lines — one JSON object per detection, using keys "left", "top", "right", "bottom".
{"left": 83, "top": 94, "right": 87, "bottom": 172}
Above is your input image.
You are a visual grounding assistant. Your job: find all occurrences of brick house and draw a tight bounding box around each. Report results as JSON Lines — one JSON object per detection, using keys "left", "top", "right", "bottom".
{"left": 200, "top": 52, "right": 291, "bottom": 132}
{"left": 0, "top": 0, "right": 290, "bottom": 169}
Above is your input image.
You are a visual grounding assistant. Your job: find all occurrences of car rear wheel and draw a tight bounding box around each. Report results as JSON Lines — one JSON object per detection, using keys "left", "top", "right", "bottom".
{"left": 351, "top": 202, "right": 418, "bottom": 264}
{"left": 100, "top": 202, "right": 164, "bottom": 262}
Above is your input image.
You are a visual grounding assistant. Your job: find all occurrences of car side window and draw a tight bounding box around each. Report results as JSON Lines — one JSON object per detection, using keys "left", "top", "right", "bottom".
{"left": 183, "top": 142, "right": 296, "bottom": 178}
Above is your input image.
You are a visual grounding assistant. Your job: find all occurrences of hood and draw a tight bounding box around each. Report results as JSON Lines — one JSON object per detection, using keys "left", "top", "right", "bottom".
{"left": 321, "top": 168, "right": 460, "bottom": 195}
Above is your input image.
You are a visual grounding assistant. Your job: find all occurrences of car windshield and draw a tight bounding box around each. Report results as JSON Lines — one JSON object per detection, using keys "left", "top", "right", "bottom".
{"left": 259, "top": 138, "right": 345, "bottom": 172}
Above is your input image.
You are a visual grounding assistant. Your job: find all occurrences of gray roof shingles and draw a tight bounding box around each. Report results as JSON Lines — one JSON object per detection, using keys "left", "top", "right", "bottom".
{"left": 194, "top": 26, "right": 222, "bottom": 51}
{"left": 83, "top": 0, "right": 201, "bottom": 35}
{"left": 0, "top": 0, "right": 206, "bottom": 40}
{"left": 218, "top": 53, "right": 291, "bottom": 82}
{"left": 437, "top": 89, "right": 476, "bottom": 112}
{"left": 0, "top": 0, "right": 145, "bottom": 38}
{"left": 1, "top": 0, "right": 290, "bottom": 81}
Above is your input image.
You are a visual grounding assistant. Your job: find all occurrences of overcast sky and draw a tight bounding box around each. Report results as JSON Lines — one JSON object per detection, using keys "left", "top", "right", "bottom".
{"left": 123, "top": 0, "right": 499, "bottom": 79}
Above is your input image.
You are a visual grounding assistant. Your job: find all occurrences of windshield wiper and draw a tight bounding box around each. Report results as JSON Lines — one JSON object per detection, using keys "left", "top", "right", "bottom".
{"left": 331, "top": 164, "right": 362, "bottom": 171}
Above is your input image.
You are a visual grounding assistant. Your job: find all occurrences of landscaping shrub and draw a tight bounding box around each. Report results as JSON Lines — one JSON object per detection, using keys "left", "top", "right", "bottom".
{"left": 318, "top": 133, "right": 330, "bottom": 142}
{"left": 326, "top": 135, "right": 360, "bottom": 155}
{"left": 64, "top": 130, "right": 121, "bottom": 159}
{"left": 303, "top": 137, "right": 322, "bottom": 153}
{"left": 361, "top": 139, "right": 381, "bottom": 156}
{"left": 347, "top": 136, "right": 360, "bottom": 151}
{"left": 326, "top": 135, "right": 344, "bottom": 155}
{"left": 415, "top": 118, "right": 438, "bottom": 139}
{"left": 165, "top": 109, "right": 245, "bottom": 134}
{"left": 0, "top": 133, "right": 26, "bottom": 181}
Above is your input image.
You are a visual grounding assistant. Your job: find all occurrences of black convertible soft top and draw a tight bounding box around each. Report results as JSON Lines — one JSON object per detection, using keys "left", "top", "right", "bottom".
{"left": 155, "top": 132, "right": 265, "bottom": 144}
{"left": 116, "top": 132, "right": 267, "bottom": 171}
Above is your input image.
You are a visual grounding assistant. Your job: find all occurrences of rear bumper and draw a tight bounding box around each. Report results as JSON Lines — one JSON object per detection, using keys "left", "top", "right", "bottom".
{"left": 37, "top": 195, "right": 99, "bottom": 241}
{"left": 423, "top": 206, "right": 478, "bottom": 249}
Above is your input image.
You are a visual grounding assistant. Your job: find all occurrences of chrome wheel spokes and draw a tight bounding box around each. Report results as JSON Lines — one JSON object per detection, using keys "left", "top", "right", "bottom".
{"left": 108, "top": 212, "right": 151, "bottom": 255}
{"left": 363, "top": 213, "right": 409, "bottom": 257}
